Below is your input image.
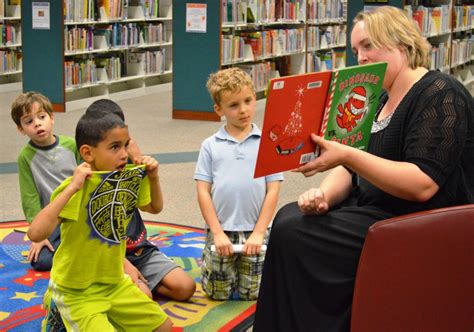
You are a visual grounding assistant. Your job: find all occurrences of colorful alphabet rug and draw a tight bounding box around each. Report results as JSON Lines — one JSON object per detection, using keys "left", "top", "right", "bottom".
{"left": 0, "top": 221, "right": 255, "bottom": 331}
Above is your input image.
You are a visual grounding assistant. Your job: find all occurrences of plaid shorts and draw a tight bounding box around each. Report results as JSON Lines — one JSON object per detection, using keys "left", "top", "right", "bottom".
{"left": 201, "top": 230, "right": 269, "bottom": 300}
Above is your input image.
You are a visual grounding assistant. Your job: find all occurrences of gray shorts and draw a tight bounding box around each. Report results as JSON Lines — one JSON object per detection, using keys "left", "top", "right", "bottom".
{"left": 132, "top": 250, "right": 179, "bottom": 291}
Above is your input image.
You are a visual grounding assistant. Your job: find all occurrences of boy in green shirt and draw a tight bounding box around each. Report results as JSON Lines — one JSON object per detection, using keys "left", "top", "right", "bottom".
{"left": 28, "top": 111, "right": 172, "bottom": 331}
{"left": 11, "top": 92, "right": 80, "bottom": 271}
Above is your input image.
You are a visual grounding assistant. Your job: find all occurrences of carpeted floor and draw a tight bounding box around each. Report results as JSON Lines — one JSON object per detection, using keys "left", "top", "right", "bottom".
{"left": 0, "top": 221, "right": 255, "bottom": 331}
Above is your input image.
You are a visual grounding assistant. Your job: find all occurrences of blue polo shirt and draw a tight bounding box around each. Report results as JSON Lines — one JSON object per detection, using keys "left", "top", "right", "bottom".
{"left": 194, "top": 124, "right": 284, "bottom": 231}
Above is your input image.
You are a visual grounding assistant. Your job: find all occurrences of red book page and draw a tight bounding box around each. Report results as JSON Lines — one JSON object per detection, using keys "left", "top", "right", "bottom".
{"left": 254, "top": 71, "right": 332, "bottom": 178}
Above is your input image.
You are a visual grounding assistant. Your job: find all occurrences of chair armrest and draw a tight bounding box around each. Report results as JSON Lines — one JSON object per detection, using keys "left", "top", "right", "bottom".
{"left": 351, "top": 205, "right": 474, "bottom": 332}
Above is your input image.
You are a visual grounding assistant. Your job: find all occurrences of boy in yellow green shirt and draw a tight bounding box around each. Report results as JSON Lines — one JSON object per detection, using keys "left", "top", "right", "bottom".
{"left": 28, "top": 111, "right": 172, "bottom": 331}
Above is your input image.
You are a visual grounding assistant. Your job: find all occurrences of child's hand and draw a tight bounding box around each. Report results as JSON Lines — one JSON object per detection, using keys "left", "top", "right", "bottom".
{"left": 69, "top": 162, "right": 92, "bottom": 192}
{"left": 213, "top": 232, "right": 233, "bottom": 257}
{"left": 135, "top": 155, "right": 159, "bottom": 179}
{"left": 27, "top": 239, "right": 54, "bottom": 262}
{"left": 242, "top": 231, "right": 265, "bottom": 256}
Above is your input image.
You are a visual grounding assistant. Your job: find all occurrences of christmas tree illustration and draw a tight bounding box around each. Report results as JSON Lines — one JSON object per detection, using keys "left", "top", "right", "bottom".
{"left": 276, "top": 86, "right": 306, "bottom": 155}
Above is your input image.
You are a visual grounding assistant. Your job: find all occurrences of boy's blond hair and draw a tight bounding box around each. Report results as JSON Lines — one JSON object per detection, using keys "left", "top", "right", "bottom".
{"left": 11, "top": 92, "right": 54, "bottom": 127}
{"left": 353, "top": 6, "right": 431, "bottom": 69}
{"left": 206, "top": 67, "right": 255, "bottom": 105}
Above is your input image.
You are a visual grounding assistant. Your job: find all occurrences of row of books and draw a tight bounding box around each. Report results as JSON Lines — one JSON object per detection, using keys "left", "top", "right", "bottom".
{"left": 222, "top": 28, "right": 305, "bottom": 63}
{"left": 64, "top": 0, "right": 96, "bottom": 22}
{"left": 74, "top": 22, "right": 166, "bottom": 52}
{"left": 451, "top": 37, "right": 474, "bottom": 67}
{"left": 222, "top": 0, "right": 349, "bottom": 25}
{"left": 222, "top": 35, "right": 246, "bottom": 64}
{"left": 0, "top": 0, "right": 18, "bottom": 18}
{"left": 430, "top": 41, "right": 449, "bottom": 71}
{"left": 0, "top": 23, "right": 19, "bottom": 46}
{"left": 65, "top": 59, "right": 98, "bottom": 88}
{"left": 223, "top": 0, "right": 309, "bottom": 25}
{"left": 127, "top": 49, "right": 167, "bottom": 75}
{"left": 307, "top": 0, "right": 346, "bottom": 23}
{"left": 129, "top": 0, "right": 160, "bottom": 19}
{"left": 237, "top": 61, "right": 273, "bottom": 91}
{"left": 0, "top": 49, "right": 21, "bottom": 73}
{"left": 412, "top": 5, "right": 451, "bottom": 37}
{"left": 65, "top": 27, "right": 95, "bottom": 53}
{"left": 65, "top": 23, "right": 167, "bottom": 53}
{"left": 307, "top": 25, "right": 346, "bottom": 51}
{"left": 96, "top": 56, "right": 122, "bottom": 81}
{"left": 222, "top": 0, "right": 247, "bottom": 24}
{"left": 64, "top": 49, "right": 167, "bottom": 88}
{"left": 97, "top": 0, "right": 130, "bottom": 21}
{"left": 306, "top": 49, "right": 345, "bottom": 72}
{"left": 63, "top": 0, "right": 162, "bottom": 22}
{"left": 273, "top": 0, "right": 306, "bottom": 22}
{"left": 453, "top": 5, "right": 473, "bottom": 31}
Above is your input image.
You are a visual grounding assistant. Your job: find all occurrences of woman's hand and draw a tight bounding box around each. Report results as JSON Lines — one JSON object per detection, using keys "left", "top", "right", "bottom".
{"left": 295, "top": 134, "right": 349, "bottom": 177}
{"left": 298, "top": 188, "right": 329, "bottom": 215}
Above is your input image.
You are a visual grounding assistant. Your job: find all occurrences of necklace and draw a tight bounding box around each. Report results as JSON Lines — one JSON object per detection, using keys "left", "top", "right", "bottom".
{"left": 371, "top": 112, "right": 394, "bottom": 133}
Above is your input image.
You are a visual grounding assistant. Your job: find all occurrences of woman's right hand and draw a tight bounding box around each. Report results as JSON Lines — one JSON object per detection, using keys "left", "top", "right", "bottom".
{"left": 298, "top": 188, "right": 329, "bottom": 215}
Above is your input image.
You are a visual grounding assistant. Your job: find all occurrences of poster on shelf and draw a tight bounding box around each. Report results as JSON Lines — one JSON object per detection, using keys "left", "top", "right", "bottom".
{"left": 32, "top": 2, "right": 50, "bottom": 30}
{"left": 186, "top": 3, "right": 207, "bottom": 33}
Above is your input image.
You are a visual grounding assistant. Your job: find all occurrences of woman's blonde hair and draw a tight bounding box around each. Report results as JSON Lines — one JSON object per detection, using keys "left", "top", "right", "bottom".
{"left": 206, "top": 67, "right": 255, "bottom": 105}
{"left": 353, "top": 6, "right": 431, "bottom": 69}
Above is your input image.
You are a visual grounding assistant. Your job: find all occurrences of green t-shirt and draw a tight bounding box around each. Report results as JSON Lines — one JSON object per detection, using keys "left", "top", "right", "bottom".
{"left": 18, "top": 135, "right": 81, "bottom": 222}
{"left": 50, "top": 165, "right": 150, "bottom": 289}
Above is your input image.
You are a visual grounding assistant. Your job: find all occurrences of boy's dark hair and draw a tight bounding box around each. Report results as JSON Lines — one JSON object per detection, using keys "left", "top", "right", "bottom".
{"left": 85, "top": 99, "right": 125, "bottom": 121}
{"left": 76, "top": 112, "right": 126, "bottom": 149}
{"left": 11, "top": 92, "right": 54, "bottom": 127}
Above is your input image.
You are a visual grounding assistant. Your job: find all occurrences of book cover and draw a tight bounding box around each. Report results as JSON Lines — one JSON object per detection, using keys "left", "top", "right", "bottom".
{"left": 254, "top": 62, "right": 387, "bottom": 178}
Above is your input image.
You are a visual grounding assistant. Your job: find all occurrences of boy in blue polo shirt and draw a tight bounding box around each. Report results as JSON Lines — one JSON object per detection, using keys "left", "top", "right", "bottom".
{"left": 194, "top": 67, "right": 284, "bottom": 300}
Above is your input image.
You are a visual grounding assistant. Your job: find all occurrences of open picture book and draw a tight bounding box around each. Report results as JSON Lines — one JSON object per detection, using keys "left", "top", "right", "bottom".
{"left": 254, "top": 62, "right": 387, "bottom": 178}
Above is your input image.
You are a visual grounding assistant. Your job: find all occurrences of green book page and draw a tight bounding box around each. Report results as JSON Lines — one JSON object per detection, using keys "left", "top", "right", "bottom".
{"left": 323, "top": 62, "right": 387, "bottom": 150}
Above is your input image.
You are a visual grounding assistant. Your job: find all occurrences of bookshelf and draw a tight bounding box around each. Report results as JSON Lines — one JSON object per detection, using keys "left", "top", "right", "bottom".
{"left": 21, "top": 0, "right": 173, "bottom": 112}
{"left": 404, "top": 0, "right": 473, "bottom": 90}
{"left": 344, "top": 0, "right": 473, "bottom": 92}
{"left": 173, "top": 0, "right": 317, "bottom": 121}
{"left": 0, "top": 0, "right": 22, "bottom": 92}
{"left": 221, "top": 0, "right": 307, "bottom": 93}
{"left": 306, "top": 0, "right": 348, "bottom": 72}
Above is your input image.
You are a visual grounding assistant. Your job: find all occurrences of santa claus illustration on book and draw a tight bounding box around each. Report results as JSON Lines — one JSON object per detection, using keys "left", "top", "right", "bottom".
{"left": 336, "top": 85, "right": 369, "bottom": 133}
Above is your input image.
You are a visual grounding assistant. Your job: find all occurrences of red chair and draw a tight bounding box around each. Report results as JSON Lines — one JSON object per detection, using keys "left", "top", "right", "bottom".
{"left": 351, "top": 205, "right": 474, "bottom": 331}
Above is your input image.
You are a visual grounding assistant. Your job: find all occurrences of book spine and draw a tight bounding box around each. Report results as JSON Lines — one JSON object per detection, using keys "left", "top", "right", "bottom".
{"left": 319, "top": 70, "right": 338, "bottom": 137}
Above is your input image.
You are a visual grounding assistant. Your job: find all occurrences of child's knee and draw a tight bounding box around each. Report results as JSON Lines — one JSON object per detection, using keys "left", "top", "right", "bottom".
{"left": 175, "top": 279, "right": 196, "bottom": 301}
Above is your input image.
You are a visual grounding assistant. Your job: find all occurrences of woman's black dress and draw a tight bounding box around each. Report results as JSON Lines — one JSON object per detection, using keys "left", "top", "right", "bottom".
{"left": 253, "top": 71, "right": 474, "bottom": 331}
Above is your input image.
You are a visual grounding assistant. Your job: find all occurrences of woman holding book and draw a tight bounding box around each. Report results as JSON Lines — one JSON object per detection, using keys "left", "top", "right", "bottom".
{"left": 253, "top": 6, "right": 473, "bottom": 331}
